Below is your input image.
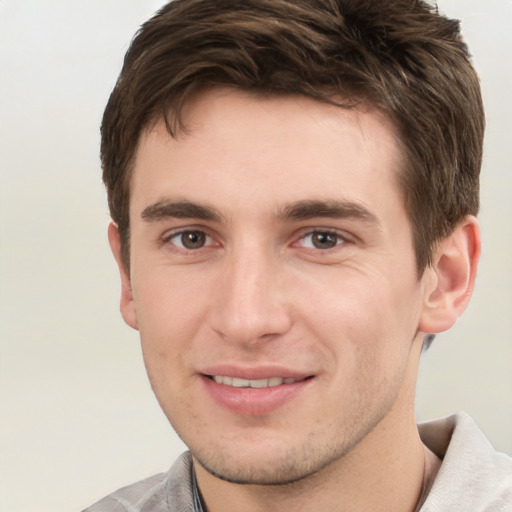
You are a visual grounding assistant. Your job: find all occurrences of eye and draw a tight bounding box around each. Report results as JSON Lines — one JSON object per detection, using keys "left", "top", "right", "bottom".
{"left": 167, "top": 230, "right": 212, "bottom": 250}
{"left": 299, "top": 230, "right": 345, "bottom": 250}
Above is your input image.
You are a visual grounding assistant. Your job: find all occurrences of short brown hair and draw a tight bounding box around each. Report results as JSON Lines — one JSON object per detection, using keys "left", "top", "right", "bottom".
{"left": 101, "top": 0, "right": 484, "bottom": 272}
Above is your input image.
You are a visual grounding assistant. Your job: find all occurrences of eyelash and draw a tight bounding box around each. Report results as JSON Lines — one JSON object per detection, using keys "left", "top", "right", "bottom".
{"left": 162, "top": 229, "right": 216, "bottom": 251}
{"left": 295, "top": 229, "right": 351, "bottom": 251}
{"left": 161, "top": 227, "right": 352, "bottom": 253}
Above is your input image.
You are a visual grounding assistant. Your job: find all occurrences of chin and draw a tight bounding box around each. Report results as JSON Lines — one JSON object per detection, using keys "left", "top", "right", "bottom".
{"left": 191, "top": 437, "right": 351, "bottom": 486}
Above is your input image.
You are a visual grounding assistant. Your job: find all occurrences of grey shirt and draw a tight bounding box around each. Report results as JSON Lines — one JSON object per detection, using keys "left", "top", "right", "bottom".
{"left": 83, "top": 412, "right": 512, "bottom": 511}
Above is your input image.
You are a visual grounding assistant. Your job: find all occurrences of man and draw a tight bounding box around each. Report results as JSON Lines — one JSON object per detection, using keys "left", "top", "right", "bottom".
{"left": 85, "top": 0, "right": 512, "bottom": 510}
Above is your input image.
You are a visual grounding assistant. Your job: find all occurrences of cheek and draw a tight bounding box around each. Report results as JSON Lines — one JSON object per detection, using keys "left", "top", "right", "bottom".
{"left": 132, "top": 269, "right": 207, "bottom": 374}
{"left": 302, "top": 264, "right": 419, "bottom": 330}
{"left": 133, "top": 263, "right": 207, "bottom": 326}
{"left": 297, "top": 264, "right": 422, "bottom": 374}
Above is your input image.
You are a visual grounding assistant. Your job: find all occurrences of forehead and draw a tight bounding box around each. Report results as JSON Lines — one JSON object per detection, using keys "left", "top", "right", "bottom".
{"left": 131, "top": 89, "right": 404, "bottom": 220}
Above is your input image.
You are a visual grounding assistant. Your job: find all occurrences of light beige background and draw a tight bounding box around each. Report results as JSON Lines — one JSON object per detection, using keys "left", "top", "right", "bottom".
{"left": 0, "top": 1, "right": 510, "bottom": 511}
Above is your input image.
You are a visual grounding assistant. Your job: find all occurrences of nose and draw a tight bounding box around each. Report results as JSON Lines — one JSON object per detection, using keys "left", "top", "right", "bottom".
{"left": 209, "top": 245, "right": 293, "bottom": 346}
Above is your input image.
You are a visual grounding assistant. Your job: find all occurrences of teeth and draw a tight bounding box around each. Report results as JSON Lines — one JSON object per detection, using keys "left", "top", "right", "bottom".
{"left": 250, "top": 378, "right": 271, "bottom": 388}
{"left": 212, "top": 376, "right": 301, "bottom": 388}
{"left": 232, "top": 377, "right": 250, "bottom": 387}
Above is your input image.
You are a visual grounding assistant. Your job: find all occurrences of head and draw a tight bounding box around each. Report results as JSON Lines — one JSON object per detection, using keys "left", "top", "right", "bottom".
{"left": 101, "top": 0, "right": 483, "bottom": 492}
{"left": 101, "top": 0, "right": 484, "bottom": 275}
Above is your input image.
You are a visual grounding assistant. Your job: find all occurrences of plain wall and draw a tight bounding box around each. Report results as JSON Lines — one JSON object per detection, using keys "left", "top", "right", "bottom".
{"left": 0, "top": 1, "right": 510, "bottom": 511}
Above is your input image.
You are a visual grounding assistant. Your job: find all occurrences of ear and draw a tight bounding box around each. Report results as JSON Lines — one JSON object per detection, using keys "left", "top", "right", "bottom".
{"left": 108, "top": 221, "right": 139, "bottom": 331}
{"left": 419, "top": 216, "right": 480, "bottom": 334}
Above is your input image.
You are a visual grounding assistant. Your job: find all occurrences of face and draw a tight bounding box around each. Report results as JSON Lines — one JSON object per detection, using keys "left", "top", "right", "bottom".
{"left": 119, "top": 89, "right": 434, "bottom": 485}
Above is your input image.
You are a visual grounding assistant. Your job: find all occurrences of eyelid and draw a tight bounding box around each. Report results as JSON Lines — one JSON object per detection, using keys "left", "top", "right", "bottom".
{"left": 293, "top": 227, "right": 355, "bottom": 249}
{"left": 160, "top": 226, "right": 218, "bottom": 250}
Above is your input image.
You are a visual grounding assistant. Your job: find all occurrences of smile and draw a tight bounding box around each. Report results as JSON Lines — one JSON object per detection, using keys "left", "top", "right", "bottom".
{"left": 210, "top": 375, "right": 306, "bottom": 388}
{"left": 203, "top": 373, "right": 314, "bottom": 415}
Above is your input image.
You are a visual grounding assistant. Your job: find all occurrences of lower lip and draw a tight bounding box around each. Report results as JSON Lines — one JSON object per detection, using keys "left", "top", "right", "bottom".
{"left": 201, "top": 376, "right": 313, "bottom": 416}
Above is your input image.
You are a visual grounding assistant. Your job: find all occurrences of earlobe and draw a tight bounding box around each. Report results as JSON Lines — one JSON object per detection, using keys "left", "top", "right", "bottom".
{"left": 419, "top": 216, "right": 480, "bottom": 335}
{"left": 108, "top": 222, "right": 139, "bottom": 331}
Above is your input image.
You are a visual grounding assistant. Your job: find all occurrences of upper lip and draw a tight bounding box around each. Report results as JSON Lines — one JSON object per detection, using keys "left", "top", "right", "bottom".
{"left": 199, "top": 364, "right": 313, "bottom": 380}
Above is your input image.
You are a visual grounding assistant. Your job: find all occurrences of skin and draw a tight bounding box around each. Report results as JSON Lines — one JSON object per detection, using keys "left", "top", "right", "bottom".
{"left": 109, "top": 88, "right": 480, "bottom": 511}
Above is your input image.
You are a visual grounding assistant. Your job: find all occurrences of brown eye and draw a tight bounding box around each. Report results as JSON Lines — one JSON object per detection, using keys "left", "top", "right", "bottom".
{"left": 301, "top": 231, "right": 343, "bottom": 250}
{"left": 171, "top": 230, "right": 208, "bottom": 249}
{"left": 311, "top": 232, "right": 338, "bottom": 249}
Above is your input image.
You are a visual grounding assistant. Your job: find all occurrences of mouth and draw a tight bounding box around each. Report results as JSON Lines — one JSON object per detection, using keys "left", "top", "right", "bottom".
{"left": 208, "top": 375, "right": 309, "bottom": 388}
{"left": 203, "top": 373, "right": 314, "bottom": 415}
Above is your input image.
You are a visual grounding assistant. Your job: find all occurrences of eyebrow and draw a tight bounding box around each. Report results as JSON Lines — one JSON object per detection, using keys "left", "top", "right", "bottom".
{"left": 140, "top": 198, "right": 380, "bottom": 227}
{"left": 277, "top": 199, "right": 380, "bottom": 226}
{"left": 141, "top": 200, "right": 224, "bottom": 223}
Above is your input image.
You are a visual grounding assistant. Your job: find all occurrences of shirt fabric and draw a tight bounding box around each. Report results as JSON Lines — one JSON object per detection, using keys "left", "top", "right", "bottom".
{"left": 82, "top": 412, "right": 512, "bottom": 511}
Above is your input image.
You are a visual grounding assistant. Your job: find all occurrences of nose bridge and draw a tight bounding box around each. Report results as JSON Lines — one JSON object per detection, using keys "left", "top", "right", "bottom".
{"left": 211, "top": 238, "right": 291, "bottom": 344}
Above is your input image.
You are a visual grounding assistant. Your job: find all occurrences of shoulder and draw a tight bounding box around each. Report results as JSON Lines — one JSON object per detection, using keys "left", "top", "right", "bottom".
{"left": 81, "top": 452, "right": 195, "bottom": 512}
{"left": 419, "top": 412, "right": 512, "bottom": 511}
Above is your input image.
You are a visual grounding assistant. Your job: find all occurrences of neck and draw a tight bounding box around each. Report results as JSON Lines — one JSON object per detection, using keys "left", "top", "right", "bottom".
{"left": 195, "top": 339, "right": 428, "bottom": 512}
